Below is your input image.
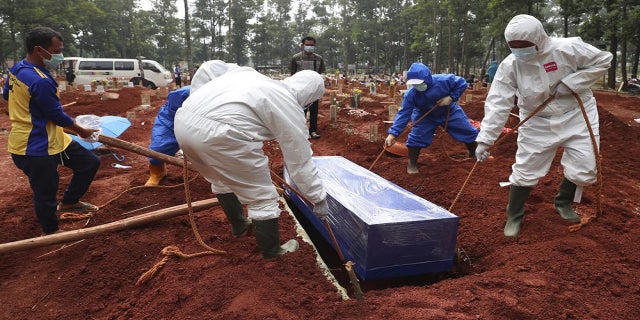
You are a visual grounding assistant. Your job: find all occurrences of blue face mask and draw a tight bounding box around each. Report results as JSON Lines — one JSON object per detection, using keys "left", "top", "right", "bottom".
{"left": 510, "top": 46, "right": 537, "bottom": 61}
{"left": 40, "top": 47, "right": 65, "bottom": 69}
{"left": 303, "top": 45, "right": 315, "bottom": 53}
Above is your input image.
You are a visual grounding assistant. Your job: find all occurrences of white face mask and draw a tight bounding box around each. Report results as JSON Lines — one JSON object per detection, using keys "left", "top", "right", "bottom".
{"left": 413, "top": 83, "right": 428, "bottom": 91}
{"left": 303, "top": 45, "right": 315, "bottom": 53}
{"left": 39, "top": 46, "right": 65, "bottom": 69}
{"left": 510, "top": 46, "right": 538, "bottom": 61}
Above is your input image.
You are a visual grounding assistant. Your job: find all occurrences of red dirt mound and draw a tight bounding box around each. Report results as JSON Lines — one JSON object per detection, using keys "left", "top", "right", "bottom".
{"left": 0, "top": 83, "right": 639, "bottom": 319}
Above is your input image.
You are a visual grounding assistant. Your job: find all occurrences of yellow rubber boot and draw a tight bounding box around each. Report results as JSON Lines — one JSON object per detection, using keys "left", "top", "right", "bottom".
{"left": 144, "top": 163, "right": 166, "bottom": 186}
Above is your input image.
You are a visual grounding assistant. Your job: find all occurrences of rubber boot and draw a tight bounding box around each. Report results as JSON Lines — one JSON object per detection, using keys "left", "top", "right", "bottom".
{"left": 504, "top": 185, "right": 532, "bottom": 237}
{"left": 216, "top": 193, "right": 251, "bottom": 237}
{"left": 144, "top": 163, "right": 166, "bottom": 186}
{"left": 253, "top": 218, "right": 299, "bottom": 259}
{"left": 554, "top": 178, "right": 581, "bottom": 222}
{"left": 407, "top": 147, "right": 421, "bottom": 174}
{"left": 465, "top": 142, "right": 478, "bottom": 158}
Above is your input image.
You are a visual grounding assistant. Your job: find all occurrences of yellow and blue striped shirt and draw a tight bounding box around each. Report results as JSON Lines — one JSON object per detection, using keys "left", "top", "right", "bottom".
{"left": 3, "top": 60, "right": 73, "bottom": 156}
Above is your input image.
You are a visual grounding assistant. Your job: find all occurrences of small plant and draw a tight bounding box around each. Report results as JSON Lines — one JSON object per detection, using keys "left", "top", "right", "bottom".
{"left": 352, "top": 88, "right": 362, "bottom": 96}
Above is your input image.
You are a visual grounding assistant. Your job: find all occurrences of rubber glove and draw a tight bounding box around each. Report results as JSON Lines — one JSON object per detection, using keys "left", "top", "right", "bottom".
{"left": 385, "top": 134, "right": 396, "bottom": 147}
{"left": 436, "top": 95, "right": 453, "bottom": 107}
{"left": 555, "top": 83, "right": 572, "bottom": 96}
{"left": 313, "top": 198, "right": 329, "bottom": 219}
{"left": 476, "top": 142, "right": 491, "bottom": 162}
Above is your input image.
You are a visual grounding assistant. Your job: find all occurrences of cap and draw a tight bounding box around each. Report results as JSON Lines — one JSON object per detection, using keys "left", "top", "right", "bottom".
{"left": 406, "top": 78, "right": 425, "bottom": 85}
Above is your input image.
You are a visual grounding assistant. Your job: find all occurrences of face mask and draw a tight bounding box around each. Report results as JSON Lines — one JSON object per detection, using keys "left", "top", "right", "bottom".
{"left": 303, "top": 45, "right": 315, "bottom": 53}
{"left": 510, "top": 46, "right": 537, "bottom": 61}
{"left": 413, "top": 83, "right": 428, "bottom": 91}
{"left": 40, "top": 47, "right": 65, "bottom": 69}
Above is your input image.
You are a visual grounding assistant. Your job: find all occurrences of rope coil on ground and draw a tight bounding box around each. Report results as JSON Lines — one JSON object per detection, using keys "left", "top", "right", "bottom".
{"left": 136, "top": 155, "right": 226, "bottom": 286}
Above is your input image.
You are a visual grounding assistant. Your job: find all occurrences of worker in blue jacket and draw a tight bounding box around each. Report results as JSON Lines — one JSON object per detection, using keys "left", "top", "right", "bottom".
{"left": 385, "top": 62, "right": 479, "bottom": 174}
{"left": 144, "top": 85, "right": 190, "bottom": 186}
{"left": 145, "top": 60, "right": 237, "bottom": 186}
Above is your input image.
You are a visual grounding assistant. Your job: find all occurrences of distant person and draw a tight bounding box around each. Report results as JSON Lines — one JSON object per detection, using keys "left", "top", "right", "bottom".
{"left": 466, "top": 74, "right": 476, "bottom": 86}
{"left": 65, "top": 62, "right": 75, "bottom": 85}
{"left": 174, "top": 68, "right": 329, "bottom": 259}
{"left": 145, "top": 60, "right": 238, "bottom": 186}
{"left": 290, "top": 36, "right": 325, "bottom": 139}
{"left": 487, "top": 60, "right": 498, "bottom": 83}
{"left": 2, "top": 27, "right": 101, "bottom": 235}
{"left": 475, "top": 14, "right": 613, "bottom": 237}
{"left": 385, "top": 62, "right": 479, "bottom": 174}
{"left": 174, "top": 63, "right": 182, "bottom": 87}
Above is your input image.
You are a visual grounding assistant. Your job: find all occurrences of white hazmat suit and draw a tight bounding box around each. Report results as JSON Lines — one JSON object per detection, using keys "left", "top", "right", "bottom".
{"left": 190, "top": 60, "right": 239, "bottom": 94}
{"left": 477, "top": 14, "right": 612, "bottom": 187}
{"left": 475, "top": 14, "right": 612, "bottom": 237}
{"left": 174, "top": 68, "right": 326, "bottom": 221}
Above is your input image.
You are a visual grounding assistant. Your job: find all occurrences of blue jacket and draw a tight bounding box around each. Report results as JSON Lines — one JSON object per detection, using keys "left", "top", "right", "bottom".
{"left": 389, "top": 63, "right": 477, "bottom": 147}
{"left": 148, "top": 86, "right": 190, "bottom": 163}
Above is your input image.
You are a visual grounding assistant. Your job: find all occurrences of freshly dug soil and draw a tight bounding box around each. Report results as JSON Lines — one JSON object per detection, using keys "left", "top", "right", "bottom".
{"left": 0, "top": 81, "right": 638, "bottom": 320}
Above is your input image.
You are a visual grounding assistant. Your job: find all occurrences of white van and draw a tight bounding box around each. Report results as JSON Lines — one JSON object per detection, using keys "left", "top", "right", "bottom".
{"left": 63, "top": 57, "right": 173, "bottom": 89}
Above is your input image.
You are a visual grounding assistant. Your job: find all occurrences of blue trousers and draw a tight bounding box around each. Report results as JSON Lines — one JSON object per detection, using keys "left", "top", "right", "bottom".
{"left": 12, "top": 141, "right": 100, "bottom": 234}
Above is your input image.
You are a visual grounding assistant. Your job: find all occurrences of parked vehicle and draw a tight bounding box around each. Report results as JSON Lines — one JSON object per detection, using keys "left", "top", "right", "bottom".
{"left": 62, "top": 57, "right": 173, "bottom": 89}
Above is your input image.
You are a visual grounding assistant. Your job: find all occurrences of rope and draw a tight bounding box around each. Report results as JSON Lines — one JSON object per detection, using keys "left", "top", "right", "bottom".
{"left": 437, "top": 105, "right": 475, "bottom": 162}
{"left": 568, "top": 92, "right": 603, "bottom": 231}
{"left": 135, "top": 245, "right": 218, "bottom": 285}
{"left": 448, "top": 94, "right": 555, "bottom": 213}
{"left": 369, "top": 104, "right": 440, "bottom": 171}
{"left": 136, "top": 154, "right": 226, "bottom": 286}
{"left": 270, "top": 169, "right": 365, "bottom": 301}
{"left": 59, "top": 212, "right": 93, "bottom": 220}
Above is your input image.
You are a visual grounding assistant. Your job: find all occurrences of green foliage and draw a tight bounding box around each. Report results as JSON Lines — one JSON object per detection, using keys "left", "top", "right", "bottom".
{"left": 0, "top": 0, "right": 636, "bottom": 83}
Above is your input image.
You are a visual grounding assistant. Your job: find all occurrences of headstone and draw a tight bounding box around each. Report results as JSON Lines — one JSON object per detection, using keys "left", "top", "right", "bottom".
{"left": 141, "top": 94, "right": 151, "bottom": 107}
{"left": 330, "top": 105, "right": 337, "bottom": 123}
{"left": 368, "top": 125, "right": 378, "bottom": 142}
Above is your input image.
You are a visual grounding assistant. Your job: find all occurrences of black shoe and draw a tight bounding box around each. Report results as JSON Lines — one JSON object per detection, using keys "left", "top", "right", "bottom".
{"left": 310, "top": 132, "right": 321, "bottom": 139}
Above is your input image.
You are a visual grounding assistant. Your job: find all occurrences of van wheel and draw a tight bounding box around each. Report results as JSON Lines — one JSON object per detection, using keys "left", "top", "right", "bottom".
{"left": 144, "top": 80, "right": 157, "bottom": 90}
{"left": 130, "top": 77, "right": 157, "bottom": 89}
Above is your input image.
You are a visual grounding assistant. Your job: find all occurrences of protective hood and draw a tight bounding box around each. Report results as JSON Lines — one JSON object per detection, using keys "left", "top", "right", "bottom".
{"left": 190, "top": 60, "right": 239, "bottom": 93}
{"left": 406, "top": 62, "right": 433, "bottom": 86}
{"left": 281, "top": 70, "right": 325, "bottom": 108}
{"left": 504, "top": 14, "right": 548, "bottom": 49}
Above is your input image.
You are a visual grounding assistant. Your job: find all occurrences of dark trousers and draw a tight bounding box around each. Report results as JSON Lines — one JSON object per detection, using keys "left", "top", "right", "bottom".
{"left": 304, "top": 99, "right": 320, "bottom": 134}
{"left": 175, "top": 76, "right": 182, "bottom": 87}
{"left": 11, "top": 141, "right": 100, "bottom": 233}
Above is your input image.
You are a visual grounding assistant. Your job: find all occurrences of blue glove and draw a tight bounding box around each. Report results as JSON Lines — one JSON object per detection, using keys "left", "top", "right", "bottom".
{"left": 476, "top": 142, "right": 491, "bottom": 162}
{"left": 313, "top": 198, "right": 329, "bottom": 219}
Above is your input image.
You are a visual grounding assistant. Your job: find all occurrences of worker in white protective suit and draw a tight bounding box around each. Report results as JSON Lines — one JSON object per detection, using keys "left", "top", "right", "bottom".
{"left": 145, "top": 60, "right": 238, "bottom": 186}
{"left": 174, "top": 68, "right": 329, "bottom": 259}
{"left": 475, "top": 14, "right": 612, "bottom": 237}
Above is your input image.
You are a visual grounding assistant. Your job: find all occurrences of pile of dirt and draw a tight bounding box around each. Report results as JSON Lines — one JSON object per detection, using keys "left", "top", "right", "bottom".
{"left": 0, "top": 82, "right": 639, "bottom": 319}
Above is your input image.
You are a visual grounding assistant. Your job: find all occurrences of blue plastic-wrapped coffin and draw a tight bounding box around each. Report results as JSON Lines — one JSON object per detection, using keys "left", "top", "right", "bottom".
{"left": 284, "top": 156, "right": 458, "bottom": 280}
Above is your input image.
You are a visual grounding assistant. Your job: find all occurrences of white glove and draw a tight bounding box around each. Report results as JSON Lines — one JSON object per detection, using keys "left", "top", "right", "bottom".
{"left": 385, "top": 134, "right": 396, "bottom": 147}
{"left": 475, "top": 142, "right": 491, "bottom": 162}
{"left": 555, "top": 83, "right": 572, "bottom": 96}
{"left": 436, "top": 95, "right": 453, "bottom": 106}
{"left": 313, "top": 198, "right": 329, "bottom": 219}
